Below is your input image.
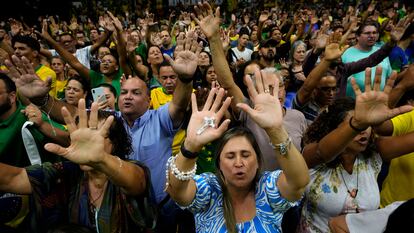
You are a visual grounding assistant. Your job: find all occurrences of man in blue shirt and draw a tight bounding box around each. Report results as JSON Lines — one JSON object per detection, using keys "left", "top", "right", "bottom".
{"left": 8, "top": 31, "right": 201, "bottom": 233}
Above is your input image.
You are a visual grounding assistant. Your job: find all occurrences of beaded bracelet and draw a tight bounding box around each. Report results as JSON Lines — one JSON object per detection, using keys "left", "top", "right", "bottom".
{"left": 164, "top": 156, "right": 197, "bottom": 191}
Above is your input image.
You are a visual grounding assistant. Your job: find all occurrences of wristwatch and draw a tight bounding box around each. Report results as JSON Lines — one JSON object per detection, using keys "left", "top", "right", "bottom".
{"left": 269, "top": 137, "right": 292, "bottom": 156}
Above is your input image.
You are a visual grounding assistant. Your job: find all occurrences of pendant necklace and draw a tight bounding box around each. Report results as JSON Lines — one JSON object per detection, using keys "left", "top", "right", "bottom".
{"left": 340, "top": 158, "right": 359, "bottom": 213}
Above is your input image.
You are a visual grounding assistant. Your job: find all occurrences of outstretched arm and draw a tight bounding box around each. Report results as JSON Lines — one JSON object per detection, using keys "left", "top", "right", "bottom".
{"left": 377, "top": 131, "right": 414, "bottom": 161}
{"left": 38, "top": 20, "right": 91, "bottom": 81}
{"left": 107, "top": 11, "right": 132, "bottom": 76}
{"left": 193, "top": 2, "right": 245, "bottom": 116}
{"left": 166, "top": 31, "right": 202, "bottom": 128}
{"left": 167, "top": 87, "right": 231, "bottom": 206}
{"left": 296, "top": 40, "right": 348, "bottom": 106}
{"left": 303, "top": 67, "right": 413, "bottom": 168}
{"left": 45, "top": 100, "right": 146, "bottom": 195}
{"left": 5, "top": 55, "right": 77, "bottom": 123}
{"left": 0, "top": 164, "right": 31, "bottom": 195}
{"left": 237, "top": 69, "right": 309, "bottom": 201}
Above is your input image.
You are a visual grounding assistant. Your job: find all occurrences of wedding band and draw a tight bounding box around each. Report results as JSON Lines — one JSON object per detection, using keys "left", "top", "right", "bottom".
{"left": 264, "top": 89, "right": 270, "bottom": 93}
{"left": 90, "top": 126, "right": 98, "bottom": 130}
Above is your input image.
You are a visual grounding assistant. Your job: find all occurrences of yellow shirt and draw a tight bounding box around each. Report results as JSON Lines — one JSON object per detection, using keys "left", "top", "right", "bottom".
{"left": 150, "top": 87, "right": 186, "bottom": 155}
{"left": 380, "top": 110, "right": 414, "bottom": 207}
{"left": 35, "top": 64, "right": 57, "bottom": 98}
{"left": 56, "top": 79, "right": 68, "bottom": 99}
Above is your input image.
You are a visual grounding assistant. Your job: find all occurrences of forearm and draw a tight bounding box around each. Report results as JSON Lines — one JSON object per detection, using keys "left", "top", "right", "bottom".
{"left": 33, "top": 96, "right": 77, "bottom": 124}
{"left": 209, "top": 35, "right": 244, "bottom": 106}
{"left": 37, "top": 121, "right": 70, "bottom": 146}
{"left": 267, "top": 127, "right": 309, "bottom": 198}
{"left": 96, "top": 154, "right": 146, "bottom": 195}
{"left": 170, "top": 79, "right": 192, "bottom": 127}
{"left": 91, "top": 30, "right": 111, "bottom": 53}
{"left": 344, "top": 43, "right": 394, "bottom": 76}
{"left": 116, "top": 30, "right": 132, "bottom": 76}
{"left": 0, "top": 163, "right": 31, "bottom": 195}
{"left": 388, "top": 84, "right": 407, "bottom": 108}
{"left": 297, "top": 59, "right": 331, "bottom": 104}
{"left": 303, "top": 120, "right": 359, "bottom": 168}
{"left": 0, "top": 41, "right": 14, "bottom": 56}
{"left": 376, "top": 133, "right": 414, "bottom": 161}
{"left": 167, "top": 141, "right": 198, "bottom": 206}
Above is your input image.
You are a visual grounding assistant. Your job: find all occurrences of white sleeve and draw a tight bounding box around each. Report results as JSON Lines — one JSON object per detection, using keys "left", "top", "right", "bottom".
{"left": 345, "top": 201, "right": 404, "bottom": 233}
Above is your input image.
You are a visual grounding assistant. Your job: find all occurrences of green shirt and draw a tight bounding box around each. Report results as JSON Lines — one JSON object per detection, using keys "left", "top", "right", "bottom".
{"left": 89, "top": 69, "right": 123, "bottom": 97}
{"left": 0, "top": 102, "right": 65, "bottom": 167}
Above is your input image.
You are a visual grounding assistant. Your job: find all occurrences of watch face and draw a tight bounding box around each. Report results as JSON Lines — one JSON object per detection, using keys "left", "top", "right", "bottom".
{"left": 280, "top": 145, "right": 287, "bottom": 155}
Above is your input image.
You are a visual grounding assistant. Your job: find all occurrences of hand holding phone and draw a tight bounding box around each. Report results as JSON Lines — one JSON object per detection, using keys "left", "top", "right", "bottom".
{"left": 92, "top": 87, "right": 107, "bottom": 103}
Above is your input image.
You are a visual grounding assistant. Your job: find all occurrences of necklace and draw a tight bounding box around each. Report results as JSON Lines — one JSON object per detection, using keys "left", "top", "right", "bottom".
{"left": 339, "top": 158, "right": 359, "bottom": 213}
{"left": 88, "top": 180, "right": 108, "bottom": 209}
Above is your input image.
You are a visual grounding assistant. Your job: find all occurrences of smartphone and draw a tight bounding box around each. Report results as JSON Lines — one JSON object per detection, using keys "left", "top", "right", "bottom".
{"left": 91, "top": 87, "right": 106, "bottom": 103}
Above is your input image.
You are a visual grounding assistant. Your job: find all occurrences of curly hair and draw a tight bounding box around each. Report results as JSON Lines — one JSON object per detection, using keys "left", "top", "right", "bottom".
{"left": 304, "top": 98, "right": 355, "bottom": 145}
{"left": 303, "top": 97, "right": 376, "bottom": 167}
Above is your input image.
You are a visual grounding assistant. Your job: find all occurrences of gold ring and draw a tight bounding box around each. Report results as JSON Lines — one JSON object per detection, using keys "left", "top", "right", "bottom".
{"left": 264, "top": 89, "right": 270, "bottom": 93}
{"left": 90, "top": 126, "right": 98, "bottom": 130}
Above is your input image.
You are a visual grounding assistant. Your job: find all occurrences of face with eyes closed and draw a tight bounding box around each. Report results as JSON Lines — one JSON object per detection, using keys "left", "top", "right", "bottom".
{"left": 219, "top": 136, "right": 259, "bottom": 190}
{"left": 65, "top": 79, "right": 87, "bottom": 106}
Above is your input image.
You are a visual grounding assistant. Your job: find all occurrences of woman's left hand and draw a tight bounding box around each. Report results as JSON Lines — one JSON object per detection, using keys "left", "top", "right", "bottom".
{"left": 44, "top": 99, "right": 114, "bottom": 165}
{"left": 236, "top": 69, "right": 284, "bottom": 130}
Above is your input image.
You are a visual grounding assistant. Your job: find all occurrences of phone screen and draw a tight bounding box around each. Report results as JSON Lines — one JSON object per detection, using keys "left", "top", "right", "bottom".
{"left": 92, "top": 87, "right": 106, "bottom": 103}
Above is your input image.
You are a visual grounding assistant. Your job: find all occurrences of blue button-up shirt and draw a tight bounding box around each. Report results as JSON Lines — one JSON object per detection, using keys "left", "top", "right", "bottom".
{"left": 115, "top": 103, "right": 177, "bottom": 203}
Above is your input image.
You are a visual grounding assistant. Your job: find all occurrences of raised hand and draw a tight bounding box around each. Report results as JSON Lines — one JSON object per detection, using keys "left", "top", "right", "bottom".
{"left": 45, "top": 99, "right": 114, "bottom": 165}
{"left": 390, "top": 16, "right": 412, "bottom": 43}
{"left": 192, "top": 2, "right": 221, "bottom": 39}
{"left": 4, "top": 55, "right": 51, "bottom": 99}
{"left": 259, "top": 10, "right": 270, "bottom": 24}
{"left": 351, "top": 67, "right": 413, "bottom": 128}
{"left": 237, "top": 69, "right": 284, "bottom": 130}
{"left": 185, "top": 88, "right": 231, "bottom": 151}
{"left": 164, "top": 31, "right": 202, "bottom": 81}
{"left": 107, "top": 11, "right": 123, "bottom": 31}
{"left": 324, "top": 42, "right": 349, "bottom": 61}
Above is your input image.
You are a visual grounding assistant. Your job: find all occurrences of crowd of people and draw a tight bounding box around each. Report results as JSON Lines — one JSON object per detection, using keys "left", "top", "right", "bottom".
{"left": 0, "top": 0, "right": 414, "bottom": 232}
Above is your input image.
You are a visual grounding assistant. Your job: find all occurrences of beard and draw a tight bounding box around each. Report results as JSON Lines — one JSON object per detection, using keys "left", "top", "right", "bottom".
{"left": 262, "top": 52, "right": 275, "bottom": 62}
{"left": 0, "top": 99, "right": 12, "bottom": 115}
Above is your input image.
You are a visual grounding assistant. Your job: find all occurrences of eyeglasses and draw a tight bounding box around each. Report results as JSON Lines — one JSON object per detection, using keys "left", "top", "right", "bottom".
{"left": 318, "top": 86, "right": 337, "bottom": 93}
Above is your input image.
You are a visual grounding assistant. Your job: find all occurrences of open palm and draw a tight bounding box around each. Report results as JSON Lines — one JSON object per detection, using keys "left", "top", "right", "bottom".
{"left": 193, "top": 2, "right": 221, "bottom": 39}
{"left": 352, "top": 67, "right": 413, "bottom": 127}
{"left": 5, "top": 55, "right": 50, "bottom": 98}
{"left": 185, "top": 88, "right": 231, "bottom": 151}
{"left": 45, "top": 100, "right": 114, "bottom": 165}
{"left": 237, "top": 70, "right": 284, "bottom": 130}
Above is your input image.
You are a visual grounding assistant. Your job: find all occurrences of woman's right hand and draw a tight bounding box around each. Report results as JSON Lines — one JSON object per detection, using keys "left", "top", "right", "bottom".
{"left": 351, "top": 67, "right": 413, "bottom": 129}
{"left": 184, "top": 87, "right": 231, "bottom": 152}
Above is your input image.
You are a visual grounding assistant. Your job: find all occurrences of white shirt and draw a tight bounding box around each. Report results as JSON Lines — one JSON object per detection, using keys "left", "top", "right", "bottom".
{"left": 50, "top": 45, "right": 92, "bottom": 69}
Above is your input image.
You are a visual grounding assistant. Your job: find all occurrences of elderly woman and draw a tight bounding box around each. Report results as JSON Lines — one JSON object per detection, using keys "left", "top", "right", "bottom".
{"left": 0, "top": 100, "right": 153, "bottom": 233}
{"left": 166, "top": 66, "right": 310, "bottom": 232}
{"left": 298, "top": 67, "right": 413, "bottom": 233}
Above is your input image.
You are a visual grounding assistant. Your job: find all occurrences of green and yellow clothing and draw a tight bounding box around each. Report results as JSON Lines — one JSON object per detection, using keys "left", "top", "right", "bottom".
{"left": 89, "top": 69, "right": 123, "bottom": 97}
{"left": 35, "top": 64, "right": 57, "bottom": 98}
{"left": 0, "top": 102, "right": 65, "bottom": 167}
{"left": 56, "top": 79, "right": 68, "bottom": 100}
